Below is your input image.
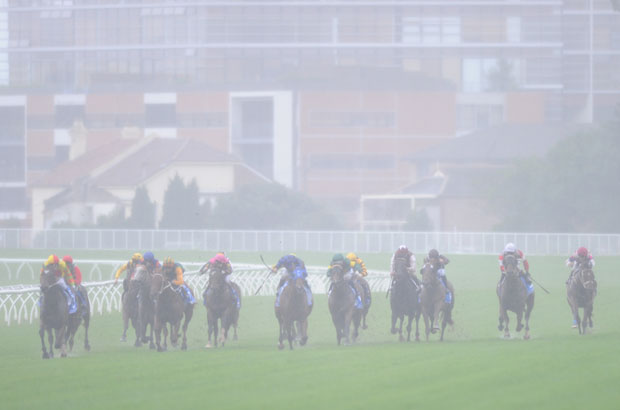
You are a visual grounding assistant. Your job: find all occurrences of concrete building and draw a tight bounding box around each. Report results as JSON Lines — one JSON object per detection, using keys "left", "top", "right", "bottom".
{"left": 1, "top": 1, "right": 618, "bottom": 228}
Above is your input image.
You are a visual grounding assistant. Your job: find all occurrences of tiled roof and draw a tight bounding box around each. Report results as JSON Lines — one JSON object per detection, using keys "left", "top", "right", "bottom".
{"left": 31, "top": 138, "right": 137, "bottom": 187}
{"left": 94, "top": 138, "right": 240, "bottom": 187}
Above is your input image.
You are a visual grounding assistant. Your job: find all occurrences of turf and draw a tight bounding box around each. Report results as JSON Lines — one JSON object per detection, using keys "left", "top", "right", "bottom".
{"left": 1, "top": 252, "right": 619, "bottom": 410}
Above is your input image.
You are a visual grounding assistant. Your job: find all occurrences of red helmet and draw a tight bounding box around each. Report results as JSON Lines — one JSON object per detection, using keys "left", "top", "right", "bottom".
{"left": 577, "top": 247, "right": 588, "bottom": 257}
{"left": 62, "top": 255, "right": 73, "bottom": 264}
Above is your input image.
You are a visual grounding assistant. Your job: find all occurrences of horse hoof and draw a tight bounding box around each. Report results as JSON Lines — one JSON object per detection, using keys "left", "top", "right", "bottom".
{"left": 278, "top": 344, "right": 284, "bottom": 350}
{"left": 504, "top": 334, "right": 511, "bottom": 339}
{"left": 42, "top": 353, "right": 49, "bottom": 359}
{"left": 61, "top": 352, "right": 67, "bottom": 358}
{"left": 182, "top": 343, "right": 187, "bottom": 351}
{"left": 157, "top": 346, "right": 165, "bottom": 352}
{"left": 120, "top": 336, "right": 126, "bottom": 342}
{"left": 149, "top": 343, "right": 156, "bottom": 350}
{"left": 85, "top": 344, "right": 91, "bottom": 352}
{"left": 205, "top": 343, "right": 213, "bottom": 349}
{"left": 523, "top": 334, "right": 530, "bottom": 340}
{"left": 362, "top": 324, "right": 368, "bottom": 330}
{"left": 300, "top": 337, "right": 308, "bottom": 346}
{"left": 390, "top": 328, "right": 397, "bottom": 334}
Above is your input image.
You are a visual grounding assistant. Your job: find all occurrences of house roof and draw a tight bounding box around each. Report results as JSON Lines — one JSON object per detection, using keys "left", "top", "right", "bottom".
{"left": 31, "top": 138, "right": 137, "bottom": 187}
{"left": 94, "top": 138, "right": 241, "bottom": 187}
{"left": 408, "top": 123, "right": 590, "bottom": 163}
{"left": 399, "top": 174, "right": 447, "bottom": 197}
{"left": 44, "top": 185, "right": 121, "bottom": 210}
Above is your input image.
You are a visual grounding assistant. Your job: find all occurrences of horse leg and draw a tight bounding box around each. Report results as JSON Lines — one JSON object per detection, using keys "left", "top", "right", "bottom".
{"left": 121, "top": 305, "right": 129, "bottom": 342}
{"left": 440, "top": 314, "right": 447, "bottom": 342}
{"left": 498, "top": 302, "right": 505, "bottom": 331}
{"left": 414, "top": 312, "right": 421, "bottom": 342}
{"left": 516, "top": 310, "right": 524, "bottom": 333}
{"left": 422, "top": 313, "right": 431, "bottom": 341}
{"left": 148, "top": 317, "right": 156, "bottom": 349}
{"left": 390, "top": 311, "right": 398, "bottom": 335}
{"left": 181, "top": 308, "right": 192, "bottom": 351}
{"left": 58, "top": 327, "right": 67, "bottom": 358}
{"left": 278, "top": 319, "right": 285, "bottom": 350}
{"left": 40, "top": 324, "right": 50, "bottom": 359}
{"left": 300, "top": 319, "right": 308, "bottom": 346}
{"left": 406, "top": 315, "right": 413, "bottom": 342}
{"left": 502, "top": 309, "right": 510, "bottom": 339}
{"left": 83, "top": 310, "right": 91, "bottom": 351}
{"left": 155, "top": 317, "right": 164, "bottom": 352}
{"left": 524, "top": 294, "right": 534, "bottom": 340}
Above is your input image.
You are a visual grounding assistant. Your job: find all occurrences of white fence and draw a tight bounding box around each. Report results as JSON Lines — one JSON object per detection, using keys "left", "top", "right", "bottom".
{"left": 1, "top": 228, "right": 619, "bottom": 255}
{"left": 0, "top": 260, "right": 391, "bottom": 326}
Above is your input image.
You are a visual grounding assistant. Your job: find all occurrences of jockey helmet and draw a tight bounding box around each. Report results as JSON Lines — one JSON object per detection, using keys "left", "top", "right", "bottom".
{"left": 504, "top": 243, "right": 516, "bottom": 253}
{"left": 346, "top": 252, "right": 357, "bottom": 261}
{"left": 331, "top": 253, "right": 346, "bottom": 264}
{"left": 143, "top": 251, "right": 155, "bottom": 262}
{"left": 45, "top": 254, "right": 59, "bottom": 266}
{"left": 577, "top": 247, "right": 588, "bottom": 257}
{"left": 62, "top": 255, "right": 73, "bottom": 264}
{"left": 429, "top": 249, "right": 439, "bottom": 259}
{"left": 398, "top": 245, "right": 408, "bottom": 251}
{"left": 163, "top": 257, "right": 175, "bottom": 267}
{"left": 213, "top": 253, "right": 229, "bottom": 264}
{"left": 131, "top": 252, "right": 142, "bottom": 262}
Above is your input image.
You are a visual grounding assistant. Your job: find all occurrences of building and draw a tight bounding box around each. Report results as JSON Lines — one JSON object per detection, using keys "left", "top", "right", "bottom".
{"left": 1, "top": 1, "right": 618, "bottom": 228}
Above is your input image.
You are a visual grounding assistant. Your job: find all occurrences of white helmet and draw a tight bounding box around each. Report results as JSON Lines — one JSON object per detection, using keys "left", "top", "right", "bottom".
{"left": 398, "top": 244, "right": 408, "bottom": 251}
{"left": 504, "top": 243, "right": 516, "bottom": 253}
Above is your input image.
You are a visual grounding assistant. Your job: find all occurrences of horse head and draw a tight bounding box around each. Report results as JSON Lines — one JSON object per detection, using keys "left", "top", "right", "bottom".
{"left": 393, "top": 257, "right": 410, "bottom": 282}
{"left": 330, "top": 264, "right": 346, "bottom": 284}
{"left": 149, "top": 272, "right": 165, "bottom": 299}
{"left": 577, "top": 268, "right": 597, "bottom": 291}
{"left": 503, "top": 254, "right": 520, "bottom": 278}
{"left": 208, "top": 267, "right": 227, "bottom": 291}
{"left": 421, "top": 263, "right": 439, "bottom": 288}
{"left": 40, "top": 266, "right": 57, "bottom": 291}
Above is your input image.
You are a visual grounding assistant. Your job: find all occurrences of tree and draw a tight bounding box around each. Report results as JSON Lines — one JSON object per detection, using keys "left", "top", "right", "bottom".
{"left": 127, "top": 186, "right": 156, "bottom": 229}
{"left": 207, "top": 182, "right": 340, "bottom": 230}
{"left": 159, "top": 174, "right": 205, "bottom": 229}
{"left": 487, "top": 122, "right": 620, "bottom": 233}
{"left": 96, "top": 206, "right": 126, "bottom": 229}
{"left": 403, "top": 208, "right": 433, "bottom": 231}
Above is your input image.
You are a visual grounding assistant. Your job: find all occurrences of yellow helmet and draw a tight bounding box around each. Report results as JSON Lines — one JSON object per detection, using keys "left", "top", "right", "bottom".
{"left": 346, "top": 252, "right": 357, "bottom": 261}
{"left": 163, "top": 257, "right": 175, "bottom": 267}
{"left": 45, "top": 254, "right": 59, "bottom": 266}
{"left": 131, "top": 253, "right": 142, "bottom": 262}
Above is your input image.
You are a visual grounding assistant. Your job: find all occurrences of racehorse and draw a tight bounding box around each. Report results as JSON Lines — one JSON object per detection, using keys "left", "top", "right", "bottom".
{"left": 497, "top": 254, "right": 534, "bottom": 339}
{"left": 420, "top": 263, "right": 454, "bottom": 341}
{"left": 390, "top": 256, "right": 421, "bottom": 342}
{"left": 327, "top": 265, "right": 361, "bottom": 346}
{"left": 135, "top": 265, "right": 155, "bottom": 348}
{"left": 39, "top": 267, "right": 69, "bottom": 359}
{"left": 204, "top": 268, "right": 241, "bottom": 348}
{"left": 65, "top": 284, "right": 91, "bottom": 353}
{"left": 121, "top": 273, "right": 141, "bottom": 345}
{"left": 150, "top": 273, "right": 194, "bottom": 351}
{"left": 275, "top": 268, "right": 313, "bottom": 350}
{"left": 566, "top": 266, "right": 597, "bottom": 335}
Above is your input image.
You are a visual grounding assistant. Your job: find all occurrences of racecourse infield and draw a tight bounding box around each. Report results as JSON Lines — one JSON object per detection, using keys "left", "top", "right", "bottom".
{"left": 1, "top": 250, "right": 619, "bottom": 410}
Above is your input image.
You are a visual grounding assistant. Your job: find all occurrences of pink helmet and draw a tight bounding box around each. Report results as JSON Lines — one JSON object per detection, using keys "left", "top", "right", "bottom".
{"left": 211, "top": 253, "right": 229, "bottom": 264}
{"left": 577, "top": 247, "right": 588, "bottom": 257}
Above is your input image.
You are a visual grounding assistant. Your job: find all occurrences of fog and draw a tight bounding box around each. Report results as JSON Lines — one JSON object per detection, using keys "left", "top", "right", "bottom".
{"left": 0, "top": 1, "right": 619, "bottom": 236}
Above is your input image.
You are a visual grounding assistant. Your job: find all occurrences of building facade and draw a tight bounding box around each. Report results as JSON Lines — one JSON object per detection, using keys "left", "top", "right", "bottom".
{"left": 1, "top": 1, "right": 618, "bottom": 227}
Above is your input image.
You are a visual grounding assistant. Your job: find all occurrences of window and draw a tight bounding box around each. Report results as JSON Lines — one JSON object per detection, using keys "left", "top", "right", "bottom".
{"left": 308, "top": 154, "right": 395, "bottom": 170}
{"left": 0, "top": 187, "right": 27, "bottom": 211}
{"left": 0, "top": 106, "right": 25, "bottom": 140}
{"left": 309, "top": 112, "right": 395, "bottom": 128}
{"left": 0, "top": 146, "right": 26, "bottom": 182}
{"left": 145, "top": 104, "right": 176, "bottom": 127}
{"left": 55, "top": 105, "right": 84, "bottom": 128}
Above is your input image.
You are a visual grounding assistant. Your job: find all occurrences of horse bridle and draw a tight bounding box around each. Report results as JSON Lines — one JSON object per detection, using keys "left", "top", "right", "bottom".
{"left": 151, "top": 273, "right": 173, "bottom": 296}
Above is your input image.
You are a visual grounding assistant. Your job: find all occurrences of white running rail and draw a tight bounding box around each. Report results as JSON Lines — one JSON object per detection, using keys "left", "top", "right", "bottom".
{"left": 0, "top": 261, "right": 390, "bottom": 326}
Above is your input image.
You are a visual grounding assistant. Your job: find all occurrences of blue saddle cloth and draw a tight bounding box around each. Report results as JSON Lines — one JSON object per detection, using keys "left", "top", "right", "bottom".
{"left": 63, "top": 287, "right": 77, "bottom": 314}
{"left": 520, "top": 277, "right": 535, "bottom": 296}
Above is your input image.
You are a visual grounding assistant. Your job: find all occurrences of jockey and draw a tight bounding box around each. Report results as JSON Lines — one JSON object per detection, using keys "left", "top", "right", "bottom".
{"left": 274, "top": 254, "right": 312, "bottom": 307}
{"left": 200, "top": 253, "right": 240, "bottom": 309}
{"left": 114, "top": 253, "right": 143, "bottom": 286}
{"left": 390, "top": 245, "right": 420, "bottom": 287}
{"left": 565, "top": 246, "right": 595, "bottom": 283}
{"left": 199, "top": 252, "right": 233, "bottom": 277}
{"left": 327, "top": 253, "right": 363, "bottom": 309}
{"left": 424, "top": 249, "right": 452, "bottom": 304}
{"left": 141, "top": 251, "right": 160, "bottom": 273}
{"left": 162, "top": 257, "right": 195, "bottom": 305}
{"left": 346, "top": 252, "right": 368, "bottom": 277}
{"left": 499, "top": 243, "right": 533, "bottom": 287}
{"left": 62, "top": 255, "right": 88, "bottom": 311}
{"left": 41, "top": 254, "right": 76, "bottom": 313}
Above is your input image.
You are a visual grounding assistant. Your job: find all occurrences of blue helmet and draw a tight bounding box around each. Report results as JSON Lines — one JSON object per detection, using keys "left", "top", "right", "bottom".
{"left": 143, "top": 251, "right": 155, "bottom": 262}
